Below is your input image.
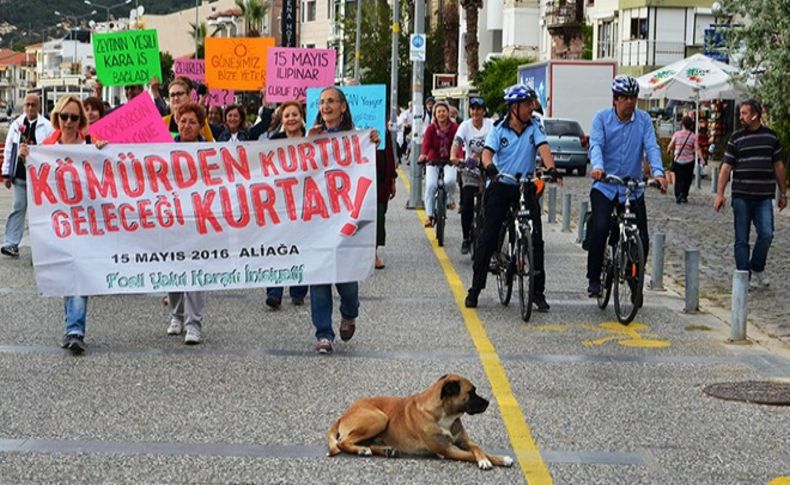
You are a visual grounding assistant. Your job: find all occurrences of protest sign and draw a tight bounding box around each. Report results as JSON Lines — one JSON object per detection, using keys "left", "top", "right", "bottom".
{"left": 26, "top": 131, "right": 377, "bottom": 296}
{"left": 173, "top": 58, "right": 235, "bottom": 107}
{"left": 306, "top": 85, "right": 386, "bottom": 149}
{"left": 265, "top": 47, "right": 336, "bottom": 103}
{"left": 205, "top": 37, "right": 275, "bottom": 91}
{"left": 89, "top": 94, "right": 173, "bottom": 143}
{"left": 93, "top": 29, "right": 161, "bottom": 87}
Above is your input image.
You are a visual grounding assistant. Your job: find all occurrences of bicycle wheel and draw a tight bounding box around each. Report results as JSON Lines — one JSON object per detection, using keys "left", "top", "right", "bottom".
{"left": 435, "top": 186, "right": 447, "bottom": 247}
{"left": 471, "top": 193, "right": 484, "bottom": 261}
{"left": 597, "top": 245, "right": 613, "bottom": 309}
{"left": 518, "top": 231, "right": 534, "bottom": 322}
{"left": 613, "top": 235, "right": 645, "bottom": 325}
{"left": 496, "top": 223, "right": 514, "bottom": 306}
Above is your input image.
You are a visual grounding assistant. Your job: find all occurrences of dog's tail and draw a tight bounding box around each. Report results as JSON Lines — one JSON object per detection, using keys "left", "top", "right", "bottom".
{"left": 326, "top": 419, "right": 341, "bottom": 456}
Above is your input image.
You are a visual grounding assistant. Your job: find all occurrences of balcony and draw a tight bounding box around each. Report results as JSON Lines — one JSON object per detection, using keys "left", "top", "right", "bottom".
{"left": 619, "top": 40, "right": 687, "bottom": 67}
{"left": 544, "top": 0, "right": 582, "bottom": 34}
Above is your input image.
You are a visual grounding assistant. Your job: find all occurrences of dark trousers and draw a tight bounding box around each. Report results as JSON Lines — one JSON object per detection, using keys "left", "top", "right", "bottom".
{"left": 460, "top": 185, "right": 479, "bottom": 241}
{"left": 672, "top": 162, "right": 694, "bottom": 201}
{"left": 471, "top": 183, "right": 545, "bottom": 295}
{"left": 586, "top": 189, "right": 649, "bottom": 283}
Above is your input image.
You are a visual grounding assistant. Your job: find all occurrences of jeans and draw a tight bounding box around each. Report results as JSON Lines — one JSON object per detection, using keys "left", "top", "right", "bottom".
{"left": 672, "top": 162, "right": 694, "bottom": 202}
{"left": 266, "top": 285, "right": 308, "bottom": 300}
{"left": 460, "top": 185, "right": 479, "bottom": 240}
{"left": 424, "top": 164, "right": 457, "bottom": 218}
{"left": 310, "top": 282, "right": 359, "bottom": 341}
{"left": 3, "top": 180, "right": 26, "bottom": 247}
{"left": 732, "top": 197, "right": 774, "bottom": 273}
{"left": 64, "top": 296, "right": 88, "bottom": 337}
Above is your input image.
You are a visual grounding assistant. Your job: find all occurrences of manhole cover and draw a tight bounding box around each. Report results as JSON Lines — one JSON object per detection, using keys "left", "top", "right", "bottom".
{"left": 703, "top": 381, "right": 790, "bottom": 405}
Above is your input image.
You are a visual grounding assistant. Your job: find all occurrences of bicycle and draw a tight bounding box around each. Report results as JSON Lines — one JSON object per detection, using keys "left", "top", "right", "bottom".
{"left": 491, "top": 173, "right": 552, "bottom": 322}
{"left": 595, "top": 174, "right": 656, "bottom": 325}
{"left": 433, "top": 164, "right": 448, "bottom": 247}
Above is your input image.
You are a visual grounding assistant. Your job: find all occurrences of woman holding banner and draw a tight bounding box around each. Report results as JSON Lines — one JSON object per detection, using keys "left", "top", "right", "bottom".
{"left": 164, "top": 102, "right": 209, "bottom": 345}
{"left": 216, "top": 105, "right": 252, "bottom": 142}
{"left": 306, "top": 87, "right": 380, "bottom": 354}
{"left": 264, "top": 100, "right": 309, "bottom": 309}
{"left": 162, "top": 77, "right": 215, "bottom": 142}
{"left": 19, "top": 95, "right": 107, "bottom": 354}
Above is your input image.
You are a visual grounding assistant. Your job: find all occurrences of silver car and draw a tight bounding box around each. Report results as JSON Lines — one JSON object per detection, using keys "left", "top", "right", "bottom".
{"left": 541, "top": 117, "right": 589, "bottom": 176}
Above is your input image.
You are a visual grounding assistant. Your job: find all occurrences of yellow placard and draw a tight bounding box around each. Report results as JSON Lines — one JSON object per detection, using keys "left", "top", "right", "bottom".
{"left": 204, "top": 37, "right": 275, "bottom": 91}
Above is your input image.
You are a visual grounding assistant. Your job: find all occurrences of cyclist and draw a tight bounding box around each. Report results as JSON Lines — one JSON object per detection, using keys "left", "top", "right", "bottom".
{"left": 451, "top": 96, "right": 494, "bottom": 254}
{"left": 419, "top": 100, "right": 459, "bottom": 227}
{"left": 586, "top": 75, "right": 668, "bottom": 298}
{"left": 464, "top": 84, "right": 560, "bottom": 311}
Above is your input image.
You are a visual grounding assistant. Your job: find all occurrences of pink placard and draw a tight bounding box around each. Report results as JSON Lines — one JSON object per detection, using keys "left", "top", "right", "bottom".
{"left": 89, "top": 94, "right": 173, "bottom": 143}
{"left": 174, "top": 58, "right": 235, "bottom": 107}
{"left": 265, "top": 47, "right": 336, "bottom": 103}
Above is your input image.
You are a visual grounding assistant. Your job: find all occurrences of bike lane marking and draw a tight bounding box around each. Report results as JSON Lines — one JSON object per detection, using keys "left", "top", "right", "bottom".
{"left": 529, "top": 322, "right": 671, "bottom": 349}
{"left": 399, "top": 168, "right": 552, "bottom": 485}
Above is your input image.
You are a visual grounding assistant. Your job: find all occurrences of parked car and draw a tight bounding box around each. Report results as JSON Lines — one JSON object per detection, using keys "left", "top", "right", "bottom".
{"left": 541, "top": 117, "right": 589, "bottom": 176}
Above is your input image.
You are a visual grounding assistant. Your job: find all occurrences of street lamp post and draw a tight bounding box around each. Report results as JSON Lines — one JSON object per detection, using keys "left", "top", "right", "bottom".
{"left": 54, "top": 10, "right": 97, "bottom": 74}
{"left": 84, "top": 0, "right": 133, "bottom": 23}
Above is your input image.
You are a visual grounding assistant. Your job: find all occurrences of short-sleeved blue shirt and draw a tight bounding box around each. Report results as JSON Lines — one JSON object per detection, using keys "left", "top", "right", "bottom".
{"left": 484, "top": 116, "right": 547, "bottom": 185}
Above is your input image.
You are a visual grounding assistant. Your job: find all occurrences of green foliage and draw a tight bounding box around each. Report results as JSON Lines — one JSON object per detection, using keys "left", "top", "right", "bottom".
{"left": 235, "top": 0, "right": 270, "bottom": 37}
{"left": 582, "top": 21, "right": 593, "bottom": 60}
{"left": 188, "top": 22, "right": 207, "bottom": 59}
{"left": 473, "top": 56, "right": 533, "bottom": 116}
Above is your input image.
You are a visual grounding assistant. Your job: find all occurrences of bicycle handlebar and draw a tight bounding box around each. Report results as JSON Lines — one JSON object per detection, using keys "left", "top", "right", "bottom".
{"left": 496, "top": 172, "right": 556, "bottom": 184}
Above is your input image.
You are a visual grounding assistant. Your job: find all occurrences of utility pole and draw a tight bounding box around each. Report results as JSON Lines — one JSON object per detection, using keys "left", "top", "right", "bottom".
{"left": 389, "top": 0, "right": 399, "bottom": 157}
{"left": 407, "top": 0, "right": 425, "bottom": 209}
{"left": 194, "top": 0, "right": 199, "bottom": 59}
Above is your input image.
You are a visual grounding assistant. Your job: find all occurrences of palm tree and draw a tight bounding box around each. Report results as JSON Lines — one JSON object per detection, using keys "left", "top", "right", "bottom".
{"left": 460, "top": 0, "right": 482, "bottom": 78}
{"left": 189, "top": 21, "right": 208, "bottom": 58}
{"left": 235, "top": 0, "right": 270, "bottom": 37}
{"left": 442, "top": 0, "right": 459, "bottom": 73}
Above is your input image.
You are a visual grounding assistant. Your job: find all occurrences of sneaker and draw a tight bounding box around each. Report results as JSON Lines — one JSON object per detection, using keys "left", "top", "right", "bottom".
{"left": 0, "top": 245, "right": 19, "bottom": 257}
{"left": 339, "top": 319, "right": 356, "bottom": 342}
{"left": 184, "top": 324, "right": 202, "bottom": 345}
{"left": 292, "top": 297, "right": 305, "bottom": 306}
{"left": 424, "top": 217, "right": 434, "bottom": 228}
{"left": 166, "top": 317, "right": 183, "bottom": 336}
{"left": 587, "top": 281, "right": 602, "bottom": 298}
{"left": 752, "top": 271, "right": 770, "bottom": 289}
{"left": 534, "top": 294, "right": 550, "bottom": 312}
{"left": 461, "top": 240, "right": 471, "bottom": 255}
{"left": 464, "top": 289, "right": 479, "bottom": 308}
{"left": 61, "top": 334, "right": 85, "bottom": 354}
{"left": 315, "top": 338, "right": 334, "bottom": 354}
{"left": 265, "top": 296, "right": 282, "bottom": 310}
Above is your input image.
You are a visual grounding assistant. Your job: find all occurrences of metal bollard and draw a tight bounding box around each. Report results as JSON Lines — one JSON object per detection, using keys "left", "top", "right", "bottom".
{"left": 684, "top": 249, "right": 700, "bottom": 313}
{"left": 730, "top": 270, "right": 749, "bottom": 342}
{"left": 710, "top": 166, "right": 719, "bottom": 194}
{"left": 694, "top": 162, "right": 702, "bottom": 189}
{"left": 649, "top": 233, "right": 665, "bottom": 290}
{"left": 562, "top": 193, "right": 572, "bottom": 232}
{"left": 547, "top": 185, "right": 558, "bottom": 223}
{"left": 577, "top": 201, "right": 589, "bottom": 243}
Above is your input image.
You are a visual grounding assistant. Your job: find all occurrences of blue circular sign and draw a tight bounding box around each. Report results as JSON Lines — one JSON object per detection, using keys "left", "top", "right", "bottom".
{"left": 412, "top": 35, "right": 425, "bottom": 48}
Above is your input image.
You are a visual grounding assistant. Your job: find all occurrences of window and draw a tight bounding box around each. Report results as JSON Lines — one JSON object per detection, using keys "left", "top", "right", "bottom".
{"left": 544, "top": 120, "right": 584, "bottom": 137}
{"left": 630, "top": 17, "right": 648, "bottom": 40}
{"left": 302, "top": 0, "right": 316, "bottom": 22}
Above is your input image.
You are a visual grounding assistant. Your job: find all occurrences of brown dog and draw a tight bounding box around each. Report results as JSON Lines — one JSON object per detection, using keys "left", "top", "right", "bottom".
{"left": 326, "top": 374, "right": 514, "bottom": 470}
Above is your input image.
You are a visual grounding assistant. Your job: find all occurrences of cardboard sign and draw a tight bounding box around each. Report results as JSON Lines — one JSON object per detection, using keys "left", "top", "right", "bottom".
{"left": 265, "top": 47, "right": 336, "bottom": 103}
{"left": 93, "top": 29, "right": 161, "bottom": 87}
{"left": 306, "top": 85, "right": 386, "bottom": 149}
{"left": 173, "top": 58, "right": 236, "bottom": 107}
{"left": 205, "top": 37, "right": 275, "bottom": 91}
{"left": 89, "top": 94, "right": 173, "bottom": 143}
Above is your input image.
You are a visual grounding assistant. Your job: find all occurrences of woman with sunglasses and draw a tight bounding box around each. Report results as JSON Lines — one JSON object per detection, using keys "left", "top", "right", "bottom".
{"left": 19, "top": 95, "right": 107, "bottom": 354}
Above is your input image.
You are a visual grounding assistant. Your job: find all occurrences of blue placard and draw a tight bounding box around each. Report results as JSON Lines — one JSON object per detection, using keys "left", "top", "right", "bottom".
{"left": 306, "top": 84, "right": 386, "bottom": 149}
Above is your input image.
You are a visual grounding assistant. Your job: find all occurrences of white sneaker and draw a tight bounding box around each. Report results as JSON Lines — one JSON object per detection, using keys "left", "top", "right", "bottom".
{"left": 184, "top": 324, "right": 202, "bottom": 345}
{"left": 167, "top": 317, "right": 183, "bottom": 336}
{"left": 752, "top": 271, "right": 770, "bottom": 289}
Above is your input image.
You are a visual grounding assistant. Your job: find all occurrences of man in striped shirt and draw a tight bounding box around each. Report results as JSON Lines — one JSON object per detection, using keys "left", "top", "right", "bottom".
{"left": 714, "top": 99, "right": 787, "bottom": 288}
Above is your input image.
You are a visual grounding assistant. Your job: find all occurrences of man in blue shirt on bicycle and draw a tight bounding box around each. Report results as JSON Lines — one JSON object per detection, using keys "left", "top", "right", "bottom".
{"left": 464, "top": 84, "right": 560, "bottom": 310}
{"left": 586, "top": 75, "right": 668, "bottom": 297}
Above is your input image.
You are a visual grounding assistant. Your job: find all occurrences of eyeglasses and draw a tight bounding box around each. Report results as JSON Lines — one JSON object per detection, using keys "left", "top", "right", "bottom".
{"left": 59, "top": 113, "right": 80, "bottom": 122}
{"left": 24, "top": 103, "right": 38, "bottom": 107}
{"left": 319, "top": 98, "right": 340, "bottom": 106}
{"left": 169, "top": 91, "right": 187, "bottom": 99}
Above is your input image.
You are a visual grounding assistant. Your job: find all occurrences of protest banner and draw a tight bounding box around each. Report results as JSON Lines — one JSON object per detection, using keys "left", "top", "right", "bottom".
{"left": 89, "top": 94, "right": 173, "bottom": 143}
{"left": 173, "top": 58, "right": 235, "bottom": 107}
{"left": 26, "top": 132, "right": 377, "bottom": 296}
{"left": 205, "top": 37, "right": 275, "bottom": 91}
{"left": 306, "top": 85, "right": 386, "bottom": 149}
{"left": 265, "top": 47, "right": 336, "bottom": 103}
{"left": 93, "top": 29, "right": 161, "bottom": 87}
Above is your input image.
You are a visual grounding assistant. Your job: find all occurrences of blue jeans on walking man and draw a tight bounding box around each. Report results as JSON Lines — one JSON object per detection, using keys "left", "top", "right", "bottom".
{"left": 64, "top": 296, "right": 89, "bottom": 337}
{"left": 309, "top": 282, "right": 358, "bottom": 341}
{"left": 3, "top": 180, "right": 27, "bottom": 249}
{"left": 732, "top": 197, "right": 774, "bottom": 273}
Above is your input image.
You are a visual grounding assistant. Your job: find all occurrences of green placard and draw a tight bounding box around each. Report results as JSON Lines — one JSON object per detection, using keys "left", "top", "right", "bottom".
{"left": 93, "top": 29, "right": 161, "bottom": 87}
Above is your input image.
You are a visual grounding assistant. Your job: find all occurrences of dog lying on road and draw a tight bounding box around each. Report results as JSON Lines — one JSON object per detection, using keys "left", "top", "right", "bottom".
{"left": 327, "top": 374, "right": 514, "bottom": 470}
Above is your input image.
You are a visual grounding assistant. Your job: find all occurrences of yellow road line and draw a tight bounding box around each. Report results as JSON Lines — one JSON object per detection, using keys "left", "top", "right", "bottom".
{"left": 398, "top": 167, "right": 552, "bottom": 484}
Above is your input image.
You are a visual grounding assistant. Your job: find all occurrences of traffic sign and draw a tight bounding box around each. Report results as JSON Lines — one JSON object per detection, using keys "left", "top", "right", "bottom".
{"left": 410, "top": 34, "right": 426, "bottom": 62}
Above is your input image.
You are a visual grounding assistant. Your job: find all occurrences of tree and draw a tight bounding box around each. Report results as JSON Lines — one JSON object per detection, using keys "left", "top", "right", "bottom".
{"left": 720, "top": 0, "right": 790, "bottom": 158}
{"left": 441, "top": 0, "right": 459, "bottom": 73}
{"left": 188, "top": 21, "right": 207, "bottom": 58}
{"left": 459, "top": 0, "right": 482, "bottom": 78}
{"left": 235, "top": 0, "right": 270, "bottom": 37}
{"left": 473, "top": 56, "right": 533, "bottom": 116}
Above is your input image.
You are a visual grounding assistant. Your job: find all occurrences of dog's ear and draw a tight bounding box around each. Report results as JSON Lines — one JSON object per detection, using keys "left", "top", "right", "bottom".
{"left": 441, "top": 380, "right": 461, "bottom": 400}
{"left": 437, "top": 374, "right": 449, "bottom": 382}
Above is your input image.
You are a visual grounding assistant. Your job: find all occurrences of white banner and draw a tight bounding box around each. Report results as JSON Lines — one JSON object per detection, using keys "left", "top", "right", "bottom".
{"left": 26, "top": 131, "right": 377, "bottom": 296}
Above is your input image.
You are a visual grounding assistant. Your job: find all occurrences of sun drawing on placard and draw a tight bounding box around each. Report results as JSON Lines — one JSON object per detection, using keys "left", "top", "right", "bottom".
{"left": 232, "top": 40, "right": 248, "bottom": 58}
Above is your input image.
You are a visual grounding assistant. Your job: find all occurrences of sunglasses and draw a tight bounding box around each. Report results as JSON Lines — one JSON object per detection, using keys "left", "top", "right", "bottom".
{"left": 169, "top": 91, "right": 187, "bottom": 98}
{"left": 59, "top": 113, "right": 80, "bottom": 122}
